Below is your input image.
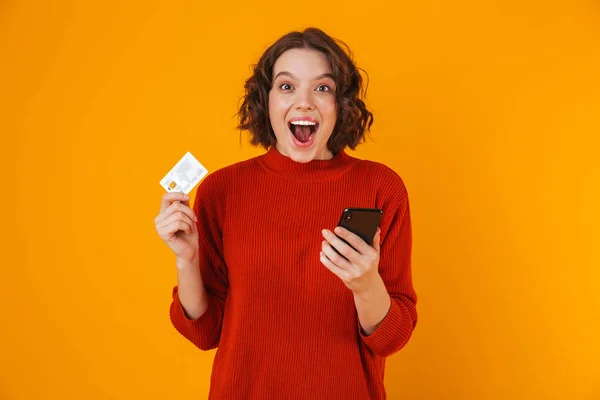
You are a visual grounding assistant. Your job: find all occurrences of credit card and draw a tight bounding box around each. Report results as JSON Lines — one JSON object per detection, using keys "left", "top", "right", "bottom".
{"left": 159, "top": 151, "right": 208, "bottom": 195}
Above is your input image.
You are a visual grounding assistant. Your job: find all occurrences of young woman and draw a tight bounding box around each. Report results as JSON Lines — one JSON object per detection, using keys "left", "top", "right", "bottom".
{"left": 154, "top": 27, "right": 418, "bottom": 399}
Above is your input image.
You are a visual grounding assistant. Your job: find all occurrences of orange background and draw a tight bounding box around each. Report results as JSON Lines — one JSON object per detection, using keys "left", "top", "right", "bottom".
{"left": 2, "top": 1, "right": 599, "bottom": 399}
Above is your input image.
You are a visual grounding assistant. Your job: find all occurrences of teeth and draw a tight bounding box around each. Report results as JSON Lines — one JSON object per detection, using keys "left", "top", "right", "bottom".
{"left": 290, "top": 120, "right": 317, "bottom": 126}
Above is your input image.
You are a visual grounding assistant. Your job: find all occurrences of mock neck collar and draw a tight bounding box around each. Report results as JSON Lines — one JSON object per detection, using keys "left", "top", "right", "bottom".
{"left": 257, "top": 146, "right": 358, "bottom": 182}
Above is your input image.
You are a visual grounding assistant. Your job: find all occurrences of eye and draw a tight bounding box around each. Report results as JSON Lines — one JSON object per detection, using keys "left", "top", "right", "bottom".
{"left": 279, "top": 83, "right": 293, "bottom": 91}
{"left": 316, "top": 84, "right": 332, "bottom": 92}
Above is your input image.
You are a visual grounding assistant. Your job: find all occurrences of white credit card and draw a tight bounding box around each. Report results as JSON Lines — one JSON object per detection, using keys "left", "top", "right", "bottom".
{"left": 159, "top": 151, "right": 208, "bottom": 195}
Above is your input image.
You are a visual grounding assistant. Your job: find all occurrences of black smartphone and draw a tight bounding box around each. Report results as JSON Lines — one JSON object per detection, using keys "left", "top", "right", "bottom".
{"left": 335, "top": 208, "right": 383, "bottom": 253}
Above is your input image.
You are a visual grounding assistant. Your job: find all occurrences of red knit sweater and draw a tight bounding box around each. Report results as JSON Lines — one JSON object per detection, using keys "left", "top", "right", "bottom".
{"left": 170, "top": 147, "right": 418, "bottom": 399}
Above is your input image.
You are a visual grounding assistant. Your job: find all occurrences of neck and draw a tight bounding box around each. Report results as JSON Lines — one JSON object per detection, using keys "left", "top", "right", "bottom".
{"left": 257, "top": 146, "right": 358, "bottom": 182}
{"left": 275, "top": 143, "right": 334, "bottom": 161}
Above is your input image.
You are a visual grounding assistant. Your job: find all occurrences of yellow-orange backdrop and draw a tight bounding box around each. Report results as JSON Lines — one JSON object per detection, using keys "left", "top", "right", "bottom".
{"left": 2, "top": 1, "right": 599, "bottom": 399}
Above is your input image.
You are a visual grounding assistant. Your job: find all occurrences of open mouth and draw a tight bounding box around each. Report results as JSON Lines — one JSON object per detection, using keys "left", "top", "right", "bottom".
{"left": 288, "top": 120, "right": 319, "bottom": 144}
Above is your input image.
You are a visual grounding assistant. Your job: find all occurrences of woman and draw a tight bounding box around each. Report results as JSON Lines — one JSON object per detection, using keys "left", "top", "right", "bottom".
{"left": 154, "top": 27, "right": 418, "bottom": 399}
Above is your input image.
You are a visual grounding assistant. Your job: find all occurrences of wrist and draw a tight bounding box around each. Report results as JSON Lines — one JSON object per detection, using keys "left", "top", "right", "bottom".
{"left": 176, "top": 253, "right": 199, "bottom": 270}
{"left": 352, "top": 275, "right": 385, "bottom": 301}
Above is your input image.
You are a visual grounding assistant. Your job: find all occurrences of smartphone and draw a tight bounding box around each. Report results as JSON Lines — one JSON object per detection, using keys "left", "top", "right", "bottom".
{"left": 335, "top": 208, "right": 383, "bottom": 253}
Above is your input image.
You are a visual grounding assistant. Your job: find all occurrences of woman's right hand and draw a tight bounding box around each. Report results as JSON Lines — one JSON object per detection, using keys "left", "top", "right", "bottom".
{"left": 155, "top": 192, "right": 199, "bottom": 263}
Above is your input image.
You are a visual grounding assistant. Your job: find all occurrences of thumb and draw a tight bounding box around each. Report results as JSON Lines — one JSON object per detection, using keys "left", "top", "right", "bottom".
{"left": 372, "top": 227, "right": 381, "bottom": 252}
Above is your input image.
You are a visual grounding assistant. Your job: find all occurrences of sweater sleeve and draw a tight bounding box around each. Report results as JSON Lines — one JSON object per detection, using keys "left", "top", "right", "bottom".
{"left": 169, "top": 173, "right": 229, "bottom": 351}
{"left": 359, "top": 174, "right": 418, "bottom": 357}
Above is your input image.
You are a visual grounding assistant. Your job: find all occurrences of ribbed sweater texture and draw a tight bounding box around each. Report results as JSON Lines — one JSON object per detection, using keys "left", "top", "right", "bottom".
{"left": 170, "top": 147, "right": 418, "bottom": 399}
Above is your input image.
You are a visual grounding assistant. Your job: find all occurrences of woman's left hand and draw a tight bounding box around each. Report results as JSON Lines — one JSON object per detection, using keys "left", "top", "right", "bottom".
{"left": 320, "top": 227, "right": 381, "bottom": 294}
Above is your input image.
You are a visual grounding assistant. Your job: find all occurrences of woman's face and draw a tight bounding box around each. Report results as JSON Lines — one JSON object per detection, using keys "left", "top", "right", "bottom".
{"left": 268, "top": 48, "right": 337, "bottom": 162}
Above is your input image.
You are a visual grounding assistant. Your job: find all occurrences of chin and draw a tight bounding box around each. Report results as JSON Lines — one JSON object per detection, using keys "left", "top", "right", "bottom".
{"left": 286, "top": 132, "right": 333, "bottom": 160}
{"left": 282, "top": 137, "right": 333, "bottom": 161}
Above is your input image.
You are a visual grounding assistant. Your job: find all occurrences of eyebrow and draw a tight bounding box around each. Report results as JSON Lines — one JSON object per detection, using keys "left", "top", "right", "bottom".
{"left": 273, "top": 71, "right": 335, "bottom": 81}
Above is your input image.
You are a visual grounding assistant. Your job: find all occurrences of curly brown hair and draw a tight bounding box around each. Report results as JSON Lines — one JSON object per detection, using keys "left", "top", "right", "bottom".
{"left": 237, "top": 27, "right": 374, "bottom": 155}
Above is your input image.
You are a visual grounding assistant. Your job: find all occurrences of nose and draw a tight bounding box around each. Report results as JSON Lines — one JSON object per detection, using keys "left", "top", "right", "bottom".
{"left": 295, "top": 88, "right": 315, "bottom": 111}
